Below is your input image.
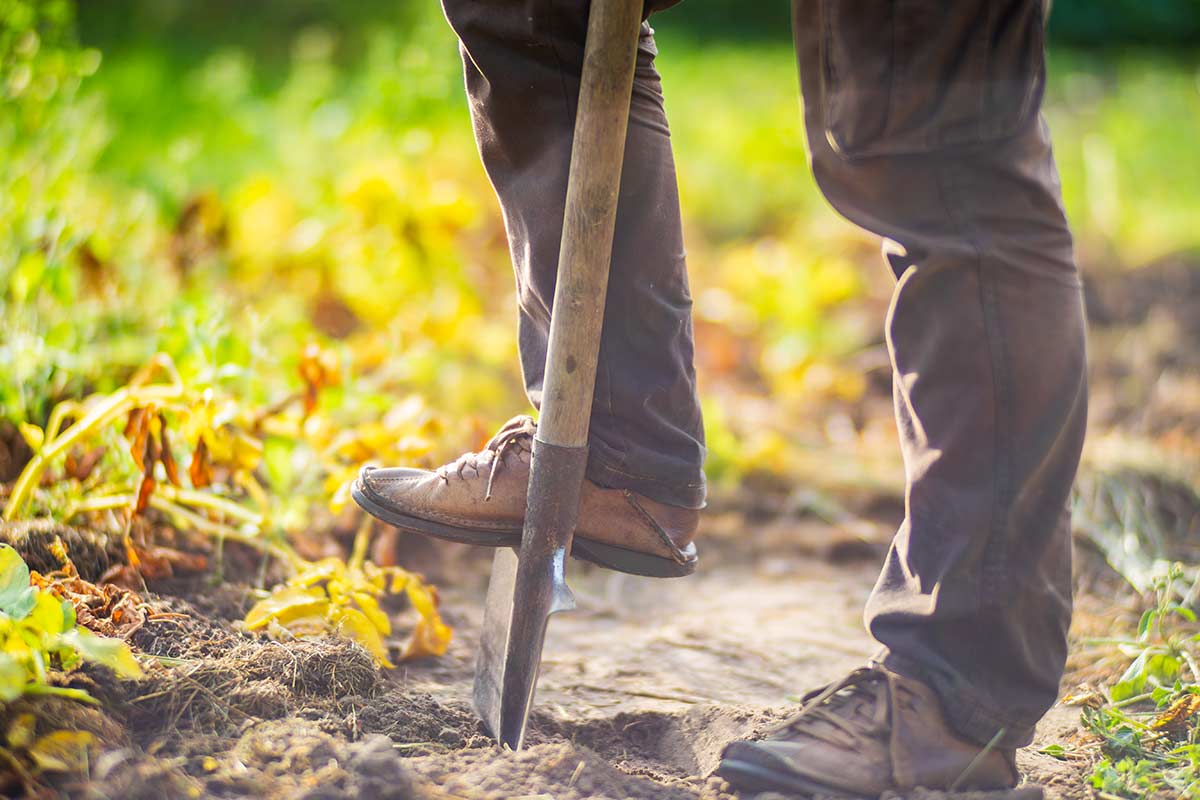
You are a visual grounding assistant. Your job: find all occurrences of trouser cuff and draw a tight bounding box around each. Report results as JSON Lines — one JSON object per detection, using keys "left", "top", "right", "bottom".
{"left": 585, "top": 446, "right": 706, "bottom": 510}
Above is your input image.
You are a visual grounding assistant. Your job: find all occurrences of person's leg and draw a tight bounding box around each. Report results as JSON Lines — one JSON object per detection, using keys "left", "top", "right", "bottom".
{"left": 440, "top": 0, "right": 706, "bottom": 510}
{"left": 721, "top": 2, "right": 1085, "bottom": 792}
{"left": 793, "top": 0, "right": 1086, "bottom": 748}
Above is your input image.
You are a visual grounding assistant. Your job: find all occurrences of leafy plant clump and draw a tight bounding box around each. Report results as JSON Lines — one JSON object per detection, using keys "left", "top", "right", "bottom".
{"left": 1077, "top": 564, "right": 1200, "bottom": 798}
{"left": 4, "top": 350, "right": 452, "bottom": 666}
{"left": 0, "top": 543, "right": 144, "bottom": 792}
{"left": 0, "top": 542, "right": 143, "bottom": 702}
{"left": 246, "top": 519, "right": 451, "bottom": 667}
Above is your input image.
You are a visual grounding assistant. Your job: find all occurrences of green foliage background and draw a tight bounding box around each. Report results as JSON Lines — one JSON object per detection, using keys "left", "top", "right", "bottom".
{"left": 3, "top": 0, "right": 1200, "bottom": 491}
{"left": 2, "top": 4, "right": 1200, "bottom": 793}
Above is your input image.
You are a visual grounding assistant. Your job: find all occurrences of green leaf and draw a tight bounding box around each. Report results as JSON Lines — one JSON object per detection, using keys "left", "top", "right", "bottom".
{"left": 0, "top": 545, "right": 34, "bottom": 619}
{"left": 1039, "top": 743, "right": 1068, "bottom": 759}
{"left": 1137, "top": 608, "right": 1155, "bottom": 641}
{"left": 1145, "top": 653, "right": 1181, "bottom": 686}
{"left": 1111, "top": 651, "right": 1149, "bottom": 702}
{"left": 61, "top": 629, "right": 144, "bottom": 678}
{"left": 1169, "top": 604, "right": 1197, "bottom": 623}
{"left": 1110, "top": 677, "right": 1145, "bottom": 704}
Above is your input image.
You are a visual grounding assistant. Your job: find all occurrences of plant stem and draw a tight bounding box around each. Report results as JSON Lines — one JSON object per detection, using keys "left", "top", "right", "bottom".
{"left": 3, "top": 382, "right": 183, "bottom": 521}
{"left": 1113, "top": 691, "right": 1156, "bottom": 709}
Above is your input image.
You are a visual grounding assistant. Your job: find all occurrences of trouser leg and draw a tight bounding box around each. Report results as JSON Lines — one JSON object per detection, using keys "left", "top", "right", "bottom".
{"left": 792, "top": 0, "right": 1087, "bottom": 747}
{"left": 441, "top": 0, "right": 706, "bottom": 509}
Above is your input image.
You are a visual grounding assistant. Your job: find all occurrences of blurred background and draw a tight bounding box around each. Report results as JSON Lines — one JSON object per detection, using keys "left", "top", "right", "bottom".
{"left": 2, "top": 0, "right": 1199, "bottom": 526}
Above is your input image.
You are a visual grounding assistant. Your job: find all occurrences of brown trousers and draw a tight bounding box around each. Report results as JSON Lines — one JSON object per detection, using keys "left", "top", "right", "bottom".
{"left": 442, "top": 0, "right": 1087, "bottom": 748}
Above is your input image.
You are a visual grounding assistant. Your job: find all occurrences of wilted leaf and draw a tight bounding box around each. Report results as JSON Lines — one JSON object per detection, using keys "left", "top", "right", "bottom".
{"left": 1151, "top": 693, "right": 1200, "bottom": 733}
{"left": 48, "top": 538, "right": 72, "bottom": 570}
{"left": 329, "top": 605, "right": 393, "bottom": 667}
{"left": 298, "top": 343, "right": 340, "bottom": 418}
{"left": 126, "top": 405, "right": 152, "bottom": 472}
{"left": 64, "top": 446, "right": 105, "bottom": 482}
{"left": 401, "top": 615, "right": 453, "bottom": 661}
{"left": 351, "top": 591, "right": 391, "bottom": 636}
{"left": 28, "top": 729, "right": 94, "bottom": 773}
{"left": 159, "top": 416, "right": 181, "bottom": 486}
{"left": 62, "top": 628, "right": 144, "bottom": 678}
{"left": 245, "top": 585, "right": 329, "bottom": 630}
{"left": 290, "top": 558, "right": 346, "bottom": 589}
{"left": 206, "top": 427, "right": 263, "bottom": 473}
{"left": 135, "top": 474, "right": 156, "bottom": 514}
{"left": 189, "top": 436, "right": 212, "bottom": 488}
{"left": 401, "top": 580, "right": 451, "bottom": 660}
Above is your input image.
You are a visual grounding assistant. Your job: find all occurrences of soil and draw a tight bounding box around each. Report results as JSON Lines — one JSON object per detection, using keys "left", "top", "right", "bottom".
{"left": 0, "top": 527, "right": 1108, "bottom": 800}
{"left": 5, "top": 260, "right": 1195, "bottom": 799}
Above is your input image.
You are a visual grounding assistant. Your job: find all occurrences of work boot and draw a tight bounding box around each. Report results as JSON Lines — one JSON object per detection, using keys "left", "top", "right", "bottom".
{"left": 717, "top": 664, "right": 1020, "bottom": 798}
{"left": 351, "top": 415, "right": 699, "bottom": 578}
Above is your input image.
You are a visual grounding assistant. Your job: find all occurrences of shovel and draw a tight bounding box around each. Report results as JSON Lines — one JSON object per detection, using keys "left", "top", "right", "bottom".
{"left": 472, "top": 0, "right": 646, "bottom": 751}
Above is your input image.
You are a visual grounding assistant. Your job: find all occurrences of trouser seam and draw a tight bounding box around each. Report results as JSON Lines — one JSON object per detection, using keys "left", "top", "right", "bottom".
{"left": 932, "top": 157, "right": 1010, "bottom": 608}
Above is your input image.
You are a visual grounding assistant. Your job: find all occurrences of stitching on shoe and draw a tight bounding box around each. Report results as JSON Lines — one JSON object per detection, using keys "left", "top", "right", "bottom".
{"left": 362, "top": 482, "right": 523, "bottom": 530}
{"left": 621, "top": 490, "right": 689, "bottom": 564}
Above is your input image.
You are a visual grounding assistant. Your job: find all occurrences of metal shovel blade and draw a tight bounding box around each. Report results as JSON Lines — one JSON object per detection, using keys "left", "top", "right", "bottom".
{"left": 473, "top": 542, "right": 576, "bottom": 749}
{"left": 473, "top": 438, "right": 583, "bottom": 749}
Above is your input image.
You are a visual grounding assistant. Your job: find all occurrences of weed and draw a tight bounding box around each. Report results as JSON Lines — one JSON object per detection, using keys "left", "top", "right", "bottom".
{"left": 1076, "top": 564, "right": 1200, "bottom": 798}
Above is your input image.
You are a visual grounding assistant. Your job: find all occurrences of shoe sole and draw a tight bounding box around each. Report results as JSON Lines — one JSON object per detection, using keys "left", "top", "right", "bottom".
{"left": 715, "top": 758, "right": 873, "bottom": 799}
{"left": 351, "top": 481, "right": 698, "bottom": 579}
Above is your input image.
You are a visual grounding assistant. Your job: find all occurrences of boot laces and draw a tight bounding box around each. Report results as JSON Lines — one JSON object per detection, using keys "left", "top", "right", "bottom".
{"left": 435, "top": 415, "right": 535, "bottom": 501}
{"left": 772, "top": 665, "right": 893, "bottom": 750}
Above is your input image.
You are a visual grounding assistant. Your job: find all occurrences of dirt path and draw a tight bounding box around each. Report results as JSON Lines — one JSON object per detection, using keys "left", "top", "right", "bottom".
{"left": 3, "top": 522, "right": 1091, "bottom": 799}
{"left": 388, "top": 553, "right": 1083, "bottom": 800}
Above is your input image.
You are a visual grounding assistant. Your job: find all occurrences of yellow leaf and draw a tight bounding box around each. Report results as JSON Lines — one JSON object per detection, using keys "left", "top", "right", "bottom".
{"left": 266, "top": 614, "right": 327, "bottom": 639}
{"left": 62, "top": 629, "right": 144, "bottom": 679}
{"left": 6, "top": 713, "right": 36, "bottom": 749}
{"left": 329, "top": 606, "right": 394, "bottom": 668}
{"left": 244, "top": 586, "right": 329, "bottom": 630}
{"left": 28, "top": 730, "right": 94, "bottom": 773}
{"left": 0, "top": 653, "right": 23, "bottom": 701}
{"left": 28, "top": 592, "right": 71, "bottom": 637}
{"left": 326, "top": 473, "right": 354, "bottom": 514}
{"left": 401, "top": 579, "right": 451, "bottom": 660}
{"left": 289, "top": 558, "right": 345, "bottom": 589}
{"left": 351, "top": 591, "right": 391, "bottom": 636}
{"left": 405, "top": 578, "right": 437, "bottom": 619}
{"left": 400, "top": 616, "right": 452, "bottom": 661}
{"left": 18, "top": 422, "right": 44, "bottom": 452}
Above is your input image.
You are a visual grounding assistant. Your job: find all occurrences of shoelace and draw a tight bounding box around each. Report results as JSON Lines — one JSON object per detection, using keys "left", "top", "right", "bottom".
{"left": 772, "top": 665, "right": 893, "bottom": 749}
{"left": 435, "top": 415, "right": 536, "bottom": 501}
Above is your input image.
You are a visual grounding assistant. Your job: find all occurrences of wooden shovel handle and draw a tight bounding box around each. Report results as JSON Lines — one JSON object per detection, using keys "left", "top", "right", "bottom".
{"left": 537, "top": 0, "right": 645, "bottom": 448}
